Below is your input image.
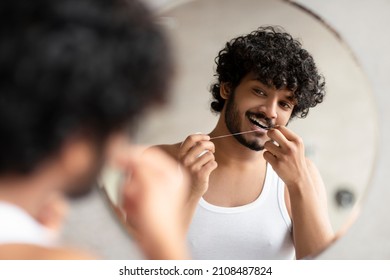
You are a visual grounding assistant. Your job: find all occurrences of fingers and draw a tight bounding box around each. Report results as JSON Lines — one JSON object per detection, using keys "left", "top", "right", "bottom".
{"left": 178, "top": 133, "right": 215, "bottom": 167}
{"left": 267, "top": 126, "right": 304, "bottom": 154}
{"left": 267, "top": 128, "right": 287, "bottom": 148}
{"left": 181, "top": 142, "right": 217, "bottom": 186}
{"left": 268, "top": 126, "right": 301, "bottom": 144}
{"left": 263, "top": 150, "right": 277, "bottom": 166}
{"left": 189, "top": 151, "right": 217, "bottom": 174}
{"left": 264, "top": 126, "right": 306, "bottom": 176}
{"left": 263, "top": 140, "right": 282, "bottom": 157}
{"left": 179, "top": 134, "right": 211, "bottom": 157}
{"left": 200, "top": 160, "right": 218, "bottom": 177}
{"left": 181, "top": 141, "right": 215, "bottom": 166}
{"left": 275, "top": 125, "right": 298, "bottom": 141}
{"left": 121, "top": 172, "right": 140, "bottom": 227}
{"left": 178, "top": 134, "right": 217, "bottom": 196}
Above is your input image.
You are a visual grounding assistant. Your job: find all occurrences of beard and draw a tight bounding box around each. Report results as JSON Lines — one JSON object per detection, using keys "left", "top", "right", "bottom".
{"left": 224, "top": 91, "right": 273, "bottom": 151}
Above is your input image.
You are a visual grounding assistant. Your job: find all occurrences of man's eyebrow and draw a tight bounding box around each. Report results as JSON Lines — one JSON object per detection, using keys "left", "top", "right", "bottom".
{"left": 286, "top": 94, "right": 296, "bottom": 101}
{"left": 251, "top": 78, "right": 296, "bottom": 101}
{"left": 251, "top": 79, "right": 270, "bottom": 91}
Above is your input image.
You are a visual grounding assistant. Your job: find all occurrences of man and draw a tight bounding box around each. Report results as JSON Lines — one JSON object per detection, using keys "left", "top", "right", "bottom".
{"left": 0, "top": 0, "right": 188, "bottom": 259}
{"left": 158, "top": 26, "right": 334, "bottom": 259}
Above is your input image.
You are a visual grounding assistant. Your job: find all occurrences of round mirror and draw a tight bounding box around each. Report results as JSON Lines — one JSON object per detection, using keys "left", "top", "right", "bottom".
{"left": 101, "top": 0, "right": 378, "bottom": 258}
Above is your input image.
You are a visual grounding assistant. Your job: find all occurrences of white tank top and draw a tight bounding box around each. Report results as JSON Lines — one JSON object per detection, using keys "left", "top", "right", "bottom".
{"left": 187, "top": 163, "right": 295, "bottom": 259}
{"left": 0, "top": 201, "right": 58, "bottom": 247}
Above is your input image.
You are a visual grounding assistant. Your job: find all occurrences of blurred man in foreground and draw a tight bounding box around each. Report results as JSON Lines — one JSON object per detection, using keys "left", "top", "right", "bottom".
{"left": 0, "top": 0, "right": 188, "bottom": 259}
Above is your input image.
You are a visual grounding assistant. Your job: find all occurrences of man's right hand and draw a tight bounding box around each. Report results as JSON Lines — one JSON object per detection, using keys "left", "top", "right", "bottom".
{"left": 120, "top": 146, "right": 190, "bottom": 259}
{"left": 178, "top": 134, "right": 218, "bottom": 197}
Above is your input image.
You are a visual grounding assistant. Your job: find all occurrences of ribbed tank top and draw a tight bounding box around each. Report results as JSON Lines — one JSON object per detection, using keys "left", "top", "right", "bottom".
{"left": 187, "top": 163, "right": 295, "bottom": 259}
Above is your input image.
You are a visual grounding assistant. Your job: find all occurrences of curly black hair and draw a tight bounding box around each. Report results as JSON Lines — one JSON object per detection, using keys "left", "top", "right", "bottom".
{"left": 210, "top": 26, "right": 325, "bottom": 119}
{"left": 0, "top": 0, "right": 173, "bottom": 175}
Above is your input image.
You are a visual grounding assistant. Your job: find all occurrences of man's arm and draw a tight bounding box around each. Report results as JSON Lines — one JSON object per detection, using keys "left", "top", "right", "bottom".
{"left": 264, "top": 126, "right": 334, "bottom": 259}
{"left": 286, "top": 159, "right": 334, "bottom": 259}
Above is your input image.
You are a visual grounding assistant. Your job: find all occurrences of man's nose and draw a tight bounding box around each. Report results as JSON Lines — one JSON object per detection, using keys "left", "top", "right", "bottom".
{"left": 260, "top": 98, "right": 278, "bottom": 119}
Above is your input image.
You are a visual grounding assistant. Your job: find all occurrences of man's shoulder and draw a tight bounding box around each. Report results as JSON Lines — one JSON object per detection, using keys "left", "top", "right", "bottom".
{"left": 151, "top": 143, "right": 181, "bottom": 160}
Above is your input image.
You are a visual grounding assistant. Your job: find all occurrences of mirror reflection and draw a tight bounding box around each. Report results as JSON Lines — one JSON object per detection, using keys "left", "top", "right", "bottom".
{"left": 101, "top": 0, "right": 377, "bottom": 259}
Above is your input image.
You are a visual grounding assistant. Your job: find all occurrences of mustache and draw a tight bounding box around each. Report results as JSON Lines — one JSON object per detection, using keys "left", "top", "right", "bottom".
{"left": 246, "top": 112, "right": 275, "bottom": 129}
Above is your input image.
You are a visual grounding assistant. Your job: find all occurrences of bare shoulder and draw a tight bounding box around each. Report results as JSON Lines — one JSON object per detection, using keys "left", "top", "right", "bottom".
{"left": 0, "top": 244, "right": 96, "bottom": 260}
{"left": 151, "top": 143, "right": 182, "bottom": 160}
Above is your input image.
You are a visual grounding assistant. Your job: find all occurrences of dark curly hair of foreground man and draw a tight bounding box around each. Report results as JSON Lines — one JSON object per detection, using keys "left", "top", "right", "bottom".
{"left": 0, "top": 0, "right": 172, "bottom": 176}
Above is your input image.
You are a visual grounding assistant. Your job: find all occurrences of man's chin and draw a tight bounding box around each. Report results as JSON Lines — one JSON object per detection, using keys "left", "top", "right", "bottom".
{"left": 246, "top": 144, "right": 265, "bottom": 152}
{"left": 233, "top": 134, "right": 265, "bottom": 151}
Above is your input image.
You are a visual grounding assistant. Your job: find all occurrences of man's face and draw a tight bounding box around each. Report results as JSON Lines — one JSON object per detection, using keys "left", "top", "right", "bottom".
{"left": 224, "top": 72, "right": 296, "bottom": 151}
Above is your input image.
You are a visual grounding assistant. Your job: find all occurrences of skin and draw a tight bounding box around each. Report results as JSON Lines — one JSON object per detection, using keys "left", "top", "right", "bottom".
{"left": 158, "top": 72, "right": 334, "bottom": 259}
{"left": 116, "top": 145, "right": 190, "bottom": 260}
{"left": 0, "top": 244, "right": 95, "bottom": 260}
{"left": 0, "top": 136, "right": 98, "bottom": 259}
{"left": 0, "top": 133, "right": 190, "bottom": 260}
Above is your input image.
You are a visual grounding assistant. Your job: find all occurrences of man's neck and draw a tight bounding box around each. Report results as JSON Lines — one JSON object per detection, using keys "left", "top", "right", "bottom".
{"left": 0, "top": 165, "right": 64, "bottom": 220}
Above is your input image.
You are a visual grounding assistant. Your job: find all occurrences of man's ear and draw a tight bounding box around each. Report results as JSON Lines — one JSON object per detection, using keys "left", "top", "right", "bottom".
{"left": 220, "top": 82, "right": 231, "bottom": 100}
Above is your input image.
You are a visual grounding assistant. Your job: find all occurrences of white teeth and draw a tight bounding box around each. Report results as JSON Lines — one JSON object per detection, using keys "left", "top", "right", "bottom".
{"left": 249, "top": 116, "right": 267, "bottom": 128}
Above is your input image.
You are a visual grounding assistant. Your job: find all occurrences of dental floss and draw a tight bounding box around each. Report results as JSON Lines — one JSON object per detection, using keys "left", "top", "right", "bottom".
{"left": 210, "top": 129, "right": 265, "bottom": 140}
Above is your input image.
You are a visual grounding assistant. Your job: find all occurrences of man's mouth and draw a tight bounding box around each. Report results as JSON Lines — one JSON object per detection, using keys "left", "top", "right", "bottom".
{"left": 248, "top": 114, "right": 272, "bottom": 130}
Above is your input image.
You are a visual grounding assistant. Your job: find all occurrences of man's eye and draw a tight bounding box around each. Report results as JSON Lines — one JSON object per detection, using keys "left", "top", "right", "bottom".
{"left": 280, "top": 102, "right": 292, "bottom": 109}
{"left": 253, "top": 88, "right": 266, "bottom": 96}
